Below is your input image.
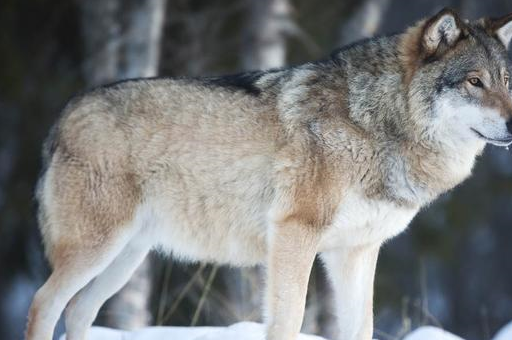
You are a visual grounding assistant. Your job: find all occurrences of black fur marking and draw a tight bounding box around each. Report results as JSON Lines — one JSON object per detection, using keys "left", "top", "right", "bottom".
{"left": 201, "top": 69, "right": 284, "bottom": 95}
{"left": 38, "top": 123, "right": 60, "bottom": 178}
{"left": 435, "top": 69, "right": 463, "bottom": 93}
{"left": 96, "top": 76, "right": 162, "bottom": 91}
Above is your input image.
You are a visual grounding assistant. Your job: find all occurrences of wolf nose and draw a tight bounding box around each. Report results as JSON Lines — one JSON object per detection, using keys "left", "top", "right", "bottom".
{"left": 508, "top": 120, "right": 512, "bottom": 134}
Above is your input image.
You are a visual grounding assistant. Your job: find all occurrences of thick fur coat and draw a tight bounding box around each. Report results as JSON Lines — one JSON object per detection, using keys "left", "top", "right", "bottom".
{"left": 27, "top": 8, "right": 512, "bottom": 340}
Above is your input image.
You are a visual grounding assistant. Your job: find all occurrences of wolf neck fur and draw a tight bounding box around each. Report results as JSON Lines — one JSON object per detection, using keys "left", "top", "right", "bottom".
{"left": 363, "top": 45, "right": 481, "bottom": 207}
{"left": 277, "top": 34, "right": 484, "bottom": 208}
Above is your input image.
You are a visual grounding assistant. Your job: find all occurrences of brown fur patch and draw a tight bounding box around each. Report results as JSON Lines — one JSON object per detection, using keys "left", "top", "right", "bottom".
{"left": 481, "top": 90, "right": 512, "bottom": 120}
{"left": 398, "top": 23, "right": 426, "bottom": 86}
{"left": 273, "top": 136, "right": 344, "bottom": 230}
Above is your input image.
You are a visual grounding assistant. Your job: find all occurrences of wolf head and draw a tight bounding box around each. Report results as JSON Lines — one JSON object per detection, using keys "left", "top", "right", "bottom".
{"left": 402, "top": 8, "right": 512, "bottom": 148}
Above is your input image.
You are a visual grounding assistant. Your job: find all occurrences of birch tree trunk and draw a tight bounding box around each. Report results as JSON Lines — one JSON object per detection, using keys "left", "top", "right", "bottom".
{"left": 81, "top": 0, "right": 121, "bottom": 88}
{"left": 239, "top": 1, "right": 336, "bottom": 336}
{"left": 80, "top": 0, "right": 166, "bottom": 330}
{"left": 219, "top": 0, "right": 292, "bottom": 326}
{"left": 338, "top": 0, "right": 390, "bottom": 46}
{"left": 242, "top": 0, "right": 291, "bottom": 70}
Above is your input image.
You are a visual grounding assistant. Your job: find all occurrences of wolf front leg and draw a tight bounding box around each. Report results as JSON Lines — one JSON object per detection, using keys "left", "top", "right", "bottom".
{"left": 321, "top": 243, "right": 381, "bottom": 340}
{"left": 265, "top": 222, "right": 320, "bottom": 340}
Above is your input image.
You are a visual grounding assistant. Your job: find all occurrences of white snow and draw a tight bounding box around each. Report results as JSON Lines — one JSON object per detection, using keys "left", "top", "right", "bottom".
{"left": 403, "top": 326, "right": 464, "bottom": 340}
{"left": 402, "top": 321, "right": 512, "bottom": 340}
{"left": 59, "top": 320, "right": 512, "bottom": 340}
{"left": 59, "top": 322, "right": 326, "bottom": 340}
{"left": 494, "top": 321, "right": 512, "bottom": 340}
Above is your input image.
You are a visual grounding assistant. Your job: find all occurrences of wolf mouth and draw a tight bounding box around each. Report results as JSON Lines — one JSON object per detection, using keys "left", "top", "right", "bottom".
{"left": 471, "top": 128, "right": 512, "bottom": 146}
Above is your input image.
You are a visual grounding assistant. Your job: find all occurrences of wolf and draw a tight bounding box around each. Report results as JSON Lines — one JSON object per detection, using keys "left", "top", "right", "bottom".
{"left": 26, "top": 8, "right": 512, "bottom": 340}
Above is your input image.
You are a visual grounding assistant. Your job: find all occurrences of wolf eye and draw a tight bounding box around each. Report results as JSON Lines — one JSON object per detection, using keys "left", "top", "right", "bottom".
{"left": 468, "top": 77, "right": 484, "bottom": 88}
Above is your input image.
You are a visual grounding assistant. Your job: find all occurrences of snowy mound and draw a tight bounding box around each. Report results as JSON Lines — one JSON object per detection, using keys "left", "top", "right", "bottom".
{"left": 60, "top": 320, "right": 512, "bottom": 340}
{"left": 59, "top": 322, "right": 326, "bottom": 340}
{"left": 404, "top": 321, "right": 512, "bottom": 340}
{"left": 403, "top": 326, "right": 464, "bottom": 340}
{"left": 494, "top": 321, "right": 512, "bottom": 340}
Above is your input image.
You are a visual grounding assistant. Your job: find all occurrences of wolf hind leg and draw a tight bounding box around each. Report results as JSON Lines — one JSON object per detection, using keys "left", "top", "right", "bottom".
{"left": 64, "top": 232, "right": 152, "bottom": 340}
{"left": 25, "top": 230, "right": 136, "bottom": 340}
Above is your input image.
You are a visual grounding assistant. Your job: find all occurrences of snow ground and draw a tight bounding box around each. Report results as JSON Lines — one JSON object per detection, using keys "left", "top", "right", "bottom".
{"left": 59, "top": 321, "right": 512, "bottom": 340}
{"left": 59, "top": 322, "right": 325, "bottom": 340}
{"left": 403, "top": 326, "right": 464, "bottom": 340}
{"left": 494, "top": 322, "right": 512, "bottom": 340}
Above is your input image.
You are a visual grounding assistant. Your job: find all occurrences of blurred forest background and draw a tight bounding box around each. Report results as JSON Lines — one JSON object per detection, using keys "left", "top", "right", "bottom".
{"left": 1, "top": 0, "right": 512, "bottom": 339}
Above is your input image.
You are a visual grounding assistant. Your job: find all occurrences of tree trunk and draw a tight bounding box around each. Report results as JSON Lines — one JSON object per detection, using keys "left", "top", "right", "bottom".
{"left": 218, "top": 0, "right": 292, "bottom": 326}
{"left": 118, "top": 0, "right": 166, "bottom": 79}
{"left": 81, "top": 0, "right": 165, "bottom": 87}
{"left": 81, "top": 0, "right": 121, "bottom": 88}
{"left": 241, "top": 0, "right": 291, "bottom": 70}
{"left": 80, "top": 0, "right": 167, "bottom": 330}
{"left": 338, "top": 0, "right": 390, "bottom": 46}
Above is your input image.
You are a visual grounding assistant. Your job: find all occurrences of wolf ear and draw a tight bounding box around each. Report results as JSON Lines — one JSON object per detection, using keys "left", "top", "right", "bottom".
{"left": 485, "top": 13, "right": 512, "bottom": 50}
{"left": 422, "top": 8, "right": 464, "bottom": 56}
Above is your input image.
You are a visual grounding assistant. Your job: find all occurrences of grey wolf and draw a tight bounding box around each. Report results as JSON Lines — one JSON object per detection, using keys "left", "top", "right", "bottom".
{"left": 26, "top": 8, "right": 512, "bottom": 340}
